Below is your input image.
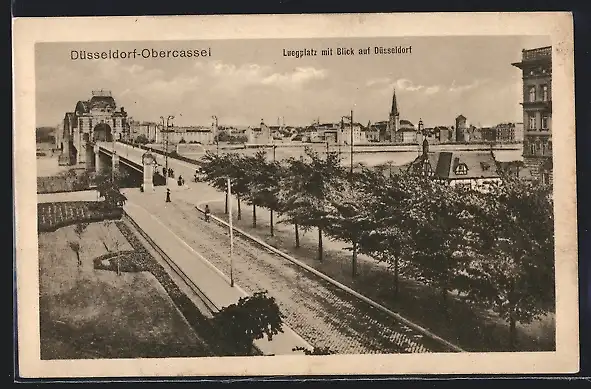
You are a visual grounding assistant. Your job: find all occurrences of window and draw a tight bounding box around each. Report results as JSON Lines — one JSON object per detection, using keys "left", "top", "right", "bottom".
{"left": 529, "top": 141, "right": 536, "bottom": 155}
{"left": 455, "top": 163, "right": 468, "bottom": 175}
{"left": 541, "top": 85, "right": 549, "bottom": 101}
{"left": 541, "top": 115, "right": 549, "bottom": 130}
{"left": 528, "top": 86, "right": 536, "bottom": 102}
{"left": 529, "top": 114, "right": 537, "bottom": 130}
{"left": 548, "top": 141, "right": 552, "bottom": 152}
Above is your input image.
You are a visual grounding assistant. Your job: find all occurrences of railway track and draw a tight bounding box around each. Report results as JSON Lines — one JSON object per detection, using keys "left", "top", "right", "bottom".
{"left": 123, "top": 213, "right": 219, "bottom": 317}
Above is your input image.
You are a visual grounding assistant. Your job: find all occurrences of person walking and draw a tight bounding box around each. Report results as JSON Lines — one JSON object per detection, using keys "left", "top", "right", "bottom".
{"left": 204, "top": 204, "right": 211, "bottom": 222}
{"left": 165, "top": 188, "right": 171, "bottom": 203}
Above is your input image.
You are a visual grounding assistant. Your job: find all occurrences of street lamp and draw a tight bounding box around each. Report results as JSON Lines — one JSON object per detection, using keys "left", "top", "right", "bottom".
{"left": 342, "top": 110, "right": 354, "bottom": 176}
{"left": 160, "top": 115, "right": 175, "bottom": 187}
{"left": 212, "top": 115, "right": 219, "bottom": 155}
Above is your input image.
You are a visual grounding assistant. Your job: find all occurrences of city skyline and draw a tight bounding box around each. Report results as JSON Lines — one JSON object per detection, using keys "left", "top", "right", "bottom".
{"left": 36, "top": 35, "right": 551, "bottom": 128}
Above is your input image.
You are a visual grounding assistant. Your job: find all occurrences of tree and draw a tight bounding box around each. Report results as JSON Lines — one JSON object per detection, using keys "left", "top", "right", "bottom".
{"left": 326, "top": 169, "right": 377, "bottom": 278}
{"left": 246, "top": 151, "right": 283, "bottom": 235}
{"left": 404, "top": 177, "right": 481, "bottom": 313}
{"left": 278, "top": 148, "right": 345, "bottom": 261}
{"left": 353, "top": 170, "right": 415, "bottom": 294}
{"left": 201, "top": 152, "right": 234, "bottom": 214}
{"left": 68, "top": 242, "right": 81, "bottom": 267}
{"left": 94, "top": 168, "right": 128, "bottom": 209}
{"left": 211, "top": 291, "right": 285, "bottom": 355}
{"left": 224, "top": 153, "right": 253, "bottom": 221}
{"left": 454, "top": 178, "right": 555, "bottom": 349}
{"left": 135, "top": 134, "right": 149, "bottom": 144}
{"left": 71, "top": 223, "right": 88, "bottom": 266}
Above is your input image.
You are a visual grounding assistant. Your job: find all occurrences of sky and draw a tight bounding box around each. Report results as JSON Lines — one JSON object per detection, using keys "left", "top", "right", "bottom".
{"left": 35, "top": 35, "right": 551, "bottom": 128}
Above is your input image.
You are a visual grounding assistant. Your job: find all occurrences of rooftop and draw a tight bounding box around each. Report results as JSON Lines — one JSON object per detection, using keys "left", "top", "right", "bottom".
{"left": 521, "top": 46, "right": 552, "bottom": 61}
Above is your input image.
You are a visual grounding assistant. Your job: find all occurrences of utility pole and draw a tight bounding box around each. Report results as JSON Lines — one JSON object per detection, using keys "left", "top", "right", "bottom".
{"left": 212, "top": 115, "right": 219, "bottom": 155}
{"left": 227, "top": 177, "right": 234, "bottom": 287}
{"left": 160, "top": 115, "right": 174, "bottom": 188}
{"left": 350, "top": 109, "right": 354, "bottom": 176}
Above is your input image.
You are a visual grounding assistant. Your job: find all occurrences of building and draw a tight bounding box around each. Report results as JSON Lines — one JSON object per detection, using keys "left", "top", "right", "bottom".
{"left": 514, "top": 122, "right": 524, "bottom": 142}
{"left": 338, "top": 121, "right": 365, "bottom": 145}
{"left": 480, "top": 127, "right": 497, "bottom": 142}
{"left": 59, "top": 90, "right": 128, "bottom": 166}
{"left": 495, "top": 123, "right": 518, "bottom": 143}
{"left": 455, "top": 114, "right": 469, "bottom": 142}
{"left": 247, "top": 120, "right": 273, "bottom": 144}
{"left": 436, "top": 126, "right": 453, "bottom": 143}
{"left": 407, "top": 139, "right": 502, "bottom": 192}
{"left": 395, "top": 119, "right": 417, "bottom": 144}
{"left": 159, "top": 126, "right": 214, "bottom": 145}
{"left": 364, "top": 121, "right": 380, "bottom": 142}
{"left": 511, "top": 46, "right": 553, "bottom": 184}
{"left": 372, "top": 121, "right": 390, "bottom": 142}
{"left": 386, "top": 88, "right": 401, "bottom": 141}
{"left": 130, "top": 121, "right": 159, "bottom": 142}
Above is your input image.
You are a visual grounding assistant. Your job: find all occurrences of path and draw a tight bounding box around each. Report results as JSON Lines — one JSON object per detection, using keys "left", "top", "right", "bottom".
{"left": 124, "top": 187, "right": 442, "bottom": 354}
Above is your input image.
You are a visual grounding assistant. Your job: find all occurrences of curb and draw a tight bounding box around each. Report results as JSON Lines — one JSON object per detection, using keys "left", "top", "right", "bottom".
{"left": 123, "top": 202, "right": 312, "bottom": 355}
{"left": 195, "top": 203, "right": 465, "bottom": 353}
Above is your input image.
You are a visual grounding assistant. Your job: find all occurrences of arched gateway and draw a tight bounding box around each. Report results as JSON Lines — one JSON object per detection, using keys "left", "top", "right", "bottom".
{"left": 93, "top": 122, "right": 113, "bottom": 142}
{"left": 59, "top": 90, "right": 129, "bottom": 166}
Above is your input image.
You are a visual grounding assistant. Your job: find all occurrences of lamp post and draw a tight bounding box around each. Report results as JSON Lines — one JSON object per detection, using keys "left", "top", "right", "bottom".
{"left": 212, "top": 116, "right": 219, "bottom": 155}
{"left": 342, "top": 110, "right": 354, "bottom": 176}
{"left": 160, "top": 115, "right": 175, "bottom": 187}
{"left": 418, "top": 118, "right": 424, "bottom": 156}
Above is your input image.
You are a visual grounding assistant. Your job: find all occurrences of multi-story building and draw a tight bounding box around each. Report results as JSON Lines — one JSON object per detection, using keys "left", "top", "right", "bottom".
{"left": 386, "top": 88, "right": 400, "bottom": 142}
{"left": 480, "top": 127, "right": 498, "bottom": 142}
{"left": 511, "top": 46, "right": 553, "bottom": 184}
{"left": 407, "top": 139, "right": 502, "bottom": 193}
{"left": 130, "top": 120, "right": 159, "bottom": 142}
{"left": 60, "top": 90, "right": 128, "bottom": 166}
{"left": 495, "top": 123, "right": 518, "bottom": 143}
{"left": 455, "top": 114, "right": 468, "bottom": 142}
{"left": 159, "top": 126, "right": 214, "bottom": 145}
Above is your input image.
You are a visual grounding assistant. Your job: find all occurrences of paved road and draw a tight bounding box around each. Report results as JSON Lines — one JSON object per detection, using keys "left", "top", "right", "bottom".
{"left": 112, "top": 142, "right": 446, "bottom": 353}
{"left": 124, "top": 188, "right": 441, "bottom": 354}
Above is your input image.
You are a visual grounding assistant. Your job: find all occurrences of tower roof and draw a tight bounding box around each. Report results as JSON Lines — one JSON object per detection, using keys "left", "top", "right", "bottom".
{"left": 390, "top": 88, "right": 399, "bottom": 116}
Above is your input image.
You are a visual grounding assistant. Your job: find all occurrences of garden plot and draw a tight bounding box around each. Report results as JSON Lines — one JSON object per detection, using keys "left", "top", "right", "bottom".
{"left": 38, "top": 221, "right": 210, "bottom": 359}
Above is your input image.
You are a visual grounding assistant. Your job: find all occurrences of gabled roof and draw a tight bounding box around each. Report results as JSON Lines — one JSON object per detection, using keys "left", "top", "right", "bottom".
{"left": 435, "top": 151, "right": 500, "bottom": 179}
{"left": 407, "top": 151, "right": 500, "bottom": 180}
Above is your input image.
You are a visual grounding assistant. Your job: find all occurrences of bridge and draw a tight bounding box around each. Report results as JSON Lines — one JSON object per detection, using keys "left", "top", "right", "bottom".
{"left": 89, "top": 140, "right": 463, "bottom": 356}
{"left": 94, "top": 141, "right": 203, "bottom": 190}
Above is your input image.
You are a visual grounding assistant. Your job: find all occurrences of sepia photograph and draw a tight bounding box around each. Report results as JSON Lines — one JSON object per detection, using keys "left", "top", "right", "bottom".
{"left": 14, "top": 13, "right": 578, "bottom": 378}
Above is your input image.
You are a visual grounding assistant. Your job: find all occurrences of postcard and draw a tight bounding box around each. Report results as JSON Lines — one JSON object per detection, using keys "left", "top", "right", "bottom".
{"left": 13, "top": 12, "right": 578, "bottom": 378}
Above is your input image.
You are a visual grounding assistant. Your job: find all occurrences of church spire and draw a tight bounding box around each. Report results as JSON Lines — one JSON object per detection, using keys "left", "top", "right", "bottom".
{"left": 390, "top": 88, "right": 399, "bottom": 117}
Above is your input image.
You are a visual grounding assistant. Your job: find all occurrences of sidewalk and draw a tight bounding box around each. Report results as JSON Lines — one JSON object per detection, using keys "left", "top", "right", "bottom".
{"left": 123, "top": 200, "right": 311, "bottom": 356}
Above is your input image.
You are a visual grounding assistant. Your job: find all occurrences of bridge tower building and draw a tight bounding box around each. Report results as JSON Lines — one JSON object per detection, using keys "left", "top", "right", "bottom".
{"left": 60, "top": 90, "right": 129, "bottom": 167}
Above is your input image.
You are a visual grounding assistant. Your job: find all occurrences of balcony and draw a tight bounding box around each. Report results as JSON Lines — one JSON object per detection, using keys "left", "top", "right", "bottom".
{"left": 522, "top": 46, "right": 552, "bottom": 61}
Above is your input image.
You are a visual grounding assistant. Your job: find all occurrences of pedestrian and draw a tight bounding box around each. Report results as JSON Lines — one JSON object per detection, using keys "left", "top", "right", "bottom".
{"left": 204, "top": 204, "right": 210, "bottom": 222}
{"left": 165, "top": 188, "right": 171, "bottom": 203}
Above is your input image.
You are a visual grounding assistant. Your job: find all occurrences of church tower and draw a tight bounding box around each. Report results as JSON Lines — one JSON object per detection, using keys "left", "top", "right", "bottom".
{"left": 387, "top": 88, "right": 400, "bottom": 142}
